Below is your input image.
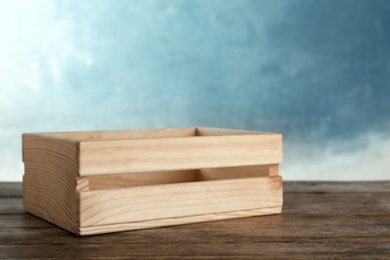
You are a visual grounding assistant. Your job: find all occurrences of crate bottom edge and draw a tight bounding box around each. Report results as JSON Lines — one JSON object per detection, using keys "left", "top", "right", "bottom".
{"left": 77, "top": 206, "right": 282, "bottom": 236}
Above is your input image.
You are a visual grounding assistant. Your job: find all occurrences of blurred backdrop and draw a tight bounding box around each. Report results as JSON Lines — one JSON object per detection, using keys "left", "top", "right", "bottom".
{"left": 1, "top": 0, "right": 389, "bottom": 181}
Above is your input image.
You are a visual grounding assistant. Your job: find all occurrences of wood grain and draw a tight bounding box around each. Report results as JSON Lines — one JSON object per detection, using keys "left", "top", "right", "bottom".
{"left": 22, "top": 134, "right": 79, "bottom": 234}
{"left": 78, "top": 176, "right": 282, "bottom": 229}
{"left": 196, "top": 127, "right": 281, "bottom": 136}
{"left": 197, "top": 164, "right": 278, "bottom": 181}
{"left": 78, "top": 134, "right": 282, "bottom": 176}
{"left": 1, "top": 182, "right": 390, "bottom": 259}
{"left": 40, "top": 127, "right": 197, "bottom": 141}
{"left": 22, "top": 127, "right": 283, "bottom": 236}
{"left": 79, "top": 207, "right": 281, "bottom": 236}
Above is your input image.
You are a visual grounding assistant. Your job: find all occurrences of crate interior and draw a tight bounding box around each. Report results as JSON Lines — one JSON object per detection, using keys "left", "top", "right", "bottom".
{"left": 84, "top": 164, "right": 276, "bottom": 191}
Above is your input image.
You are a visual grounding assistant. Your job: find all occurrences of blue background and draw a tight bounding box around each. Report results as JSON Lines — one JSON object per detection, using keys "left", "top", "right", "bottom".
{"left": 1, "top": 0, "right": 389, "bottom": 180}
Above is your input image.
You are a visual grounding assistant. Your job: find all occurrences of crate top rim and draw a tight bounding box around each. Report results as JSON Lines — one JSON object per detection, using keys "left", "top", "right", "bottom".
{"left": 22, "top": 127, "right": 282, "bottom": 143}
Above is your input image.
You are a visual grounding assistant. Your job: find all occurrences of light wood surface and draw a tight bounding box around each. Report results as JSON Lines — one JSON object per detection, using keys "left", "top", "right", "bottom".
{"left": 22, "top": 134, "right": 79, "bottom": 234}
{"left": 197, "top": 164, "right": 279, "bottom": 181}
{"left": 22, "top": 127, "right": 283, "bottom": 236}
{"left": 79, "top": 176, "right": 282, "bottom": 228}
{"left": 78, "top": 133, "right": 282, "bottom": 176}
{"left": 40, "top": 127, "right": 197, "bottom": 141}
{"left": 79, "top": 207, "right": 281, "bottom": 236}
{"left": 196, "top": 127, "right": 281, "bottom": 136}
{"left": 2, "top": 182, "right": 390, "bottom": 259}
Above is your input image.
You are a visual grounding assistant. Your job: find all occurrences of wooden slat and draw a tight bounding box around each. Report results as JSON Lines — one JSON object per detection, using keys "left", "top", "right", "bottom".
{"left": 78, "top": 134, "right": 282, "bottom": 176}
{"left": 78, "top": 207, "right": 281, "bottom": 236}
{"left": 38, "top": 127, "right": 196, "bottom": 141}
{"left": 79, "top": 176, "right": 283, "bottom": 228}
{"left": 196, "top": 127, "right": 281, "bottom": 136}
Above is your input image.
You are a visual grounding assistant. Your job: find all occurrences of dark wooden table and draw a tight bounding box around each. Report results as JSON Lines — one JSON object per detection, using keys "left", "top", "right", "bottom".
{"left": 1, "top": 182, "right": 390, "bottom": 259}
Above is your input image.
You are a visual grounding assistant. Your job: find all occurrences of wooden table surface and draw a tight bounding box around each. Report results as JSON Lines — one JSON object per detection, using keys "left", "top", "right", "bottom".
{"left": 1, "top": 181, "right": 390, "bottom": 259}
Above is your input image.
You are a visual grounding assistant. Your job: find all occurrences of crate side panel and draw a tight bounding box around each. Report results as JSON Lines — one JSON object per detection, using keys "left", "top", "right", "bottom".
{"left": 23, "top": 134, "right": 80, "bottom": 229}
{"left": 79, "top": 134, "right": 282, "bottom": 176}
{"left": 79, "top": 176, "right": 283, "bottom": 227}
{"left": 79, "top": 207, "right": 282, "bottom": 236}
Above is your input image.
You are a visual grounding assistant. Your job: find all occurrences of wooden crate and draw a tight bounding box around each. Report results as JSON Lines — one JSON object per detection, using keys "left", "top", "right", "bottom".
{"left": 22, "top": 127, "right": 283, "bottom": 236}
